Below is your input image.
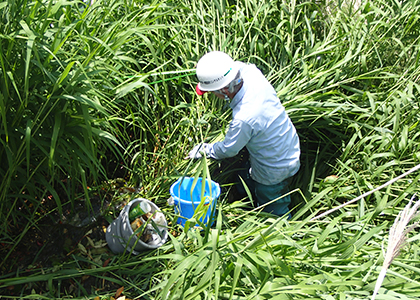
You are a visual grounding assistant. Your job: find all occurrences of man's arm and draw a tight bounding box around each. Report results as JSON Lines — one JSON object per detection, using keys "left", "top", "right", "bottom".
{"left": 207, "top": 120, "right": 252, "bottom": 159}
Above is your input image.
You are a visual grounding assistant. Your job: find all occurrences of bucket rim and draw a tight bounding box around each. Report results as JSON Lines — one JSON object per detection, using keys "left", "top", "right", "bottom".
{"left": 170, "top": 176, "right": 220, "bottom": 191}
{"left": 171, "top": 194, "right": 218, "bottom": 205}
{"left": 170, "top": 179, "right": 221, "bottom": 203}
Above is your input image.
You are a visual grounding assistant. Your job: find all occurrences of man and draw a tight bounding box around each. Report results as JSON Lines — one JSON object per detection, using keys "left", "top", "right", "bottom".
{"left": 187, "top": 51, "right": 300, "bottom": 217}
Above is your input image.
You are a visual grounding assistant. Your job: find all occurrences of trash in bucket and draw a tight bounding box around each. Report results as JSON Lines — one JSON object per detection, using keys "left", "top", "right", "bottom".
{"left": 105, "top": 198, "right": 168, "bottom": 255}
{"left": 169, "top": 177, "right": 220, "bottom": 227}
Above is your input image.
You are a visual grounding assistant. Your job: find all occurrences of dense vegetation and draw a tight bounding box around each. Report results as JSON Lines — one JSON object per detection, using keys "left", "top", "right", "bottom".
{"left": 1, "top": 0, "right": 420, "bottom": 298}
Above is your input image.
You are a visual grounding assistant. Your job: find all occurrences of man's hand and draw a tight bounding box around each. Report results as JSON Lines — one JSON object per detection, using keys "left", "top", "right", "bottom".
{"left": 186, "top": 143, "right": 209, "bottom": 159}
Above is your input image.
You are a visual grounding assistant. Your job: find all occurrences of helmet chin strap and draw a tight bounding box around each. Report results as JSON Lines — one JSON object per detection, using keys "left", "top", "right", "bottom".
{"left": 215, "top": 89, "right": 230, "bottom": 101}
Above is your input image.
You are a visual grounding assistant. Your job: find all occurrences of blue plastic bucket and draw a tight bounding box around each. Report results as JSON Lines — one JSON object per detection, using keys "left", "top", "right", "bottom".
{"left": 170, "top": 177, "right": 220, "bottom": 227}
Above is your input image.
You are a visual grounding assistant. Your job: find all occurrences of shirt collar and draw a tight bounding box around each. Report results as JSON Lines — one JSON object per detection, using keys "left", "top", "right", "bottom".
{"left": 230, "top": 80, "right": 247, "bottom": 109}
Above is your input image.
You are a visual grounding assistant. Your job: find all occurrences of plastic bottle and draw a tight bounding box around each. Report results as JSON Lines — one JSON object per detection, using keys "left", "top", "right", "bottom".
{"left": 129, "top": 201, "right": 151, "bottom": 221}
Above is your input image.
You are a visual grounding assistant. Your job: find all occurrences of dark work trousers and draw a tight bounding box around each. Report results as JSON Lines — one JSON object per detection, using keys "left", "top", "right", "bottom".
{"left": 236, "top": 158, "right": 291, "bottom": 217}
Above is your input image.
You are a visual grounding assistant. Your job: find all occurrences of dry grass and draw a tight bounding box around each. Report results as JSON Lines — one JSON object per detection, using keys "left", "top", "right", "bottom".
{"left": 371, "top": 194, "right": 420, "bottom": 299}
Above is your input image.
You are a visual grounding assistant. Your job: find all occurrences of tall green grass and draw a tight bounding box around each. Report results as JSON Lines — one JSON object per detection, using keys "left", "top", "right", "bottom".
{"left": 1, "top": 0, "right": 420, "bottom": 298}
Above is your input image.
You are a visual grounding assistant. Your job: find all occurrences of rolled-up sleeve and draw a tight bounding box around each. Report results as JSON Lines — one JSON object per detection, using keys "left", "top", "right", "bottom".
{"left": 207, "top": 120, "right": 252, "bottom": 160}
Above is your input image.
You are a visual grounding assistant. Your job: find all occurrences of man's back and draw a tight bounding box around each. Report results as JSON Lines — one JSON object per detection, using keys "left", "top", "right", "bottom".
{"left": 230, "top": 62, "right": 300, "bottom": 185}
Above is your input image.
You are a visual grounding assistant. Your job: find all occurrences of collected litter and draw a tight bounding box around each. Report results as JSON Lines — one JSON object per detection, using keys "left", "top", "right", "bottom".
{"left": 105, "top": 198, "right": 168, "bottom": 254}
{"left": 128, "top": 200, "right": 166, "bottom": 244}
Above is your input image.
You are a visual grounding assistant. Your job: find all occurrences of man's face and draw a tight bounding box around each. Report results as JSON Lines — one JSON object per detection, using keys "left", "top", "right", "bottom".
{"left": 212, "top": 87, "right": 229, "bottom": 100}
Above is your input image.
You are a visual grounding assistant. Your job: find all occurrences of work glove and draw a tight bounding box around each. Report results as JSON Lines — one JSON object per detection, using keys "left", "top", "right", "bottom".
{"left": 186, "top": 143, "right": 209, "bottom": 159}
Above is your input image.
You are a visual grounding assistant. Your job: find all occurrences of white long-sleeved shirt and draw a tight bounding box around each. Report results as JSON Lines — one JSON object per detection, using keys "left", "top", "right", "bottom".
{"left": 206, "top": 62, "right": 300, "bottom": 185}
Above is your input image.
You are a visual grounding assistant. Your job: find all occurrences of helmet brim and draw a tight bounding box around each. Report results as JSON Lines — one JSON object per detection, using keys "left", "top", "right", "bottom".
{"left": 196, "top": 84, "right": 207, "bottom": 96}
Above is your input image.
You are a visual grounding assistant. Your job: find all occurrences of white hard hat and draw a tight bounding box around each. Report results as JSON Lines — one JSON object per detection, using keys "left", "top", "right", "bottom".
{"left": 195, "top": 51, "right": 239, "bottom": 95}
